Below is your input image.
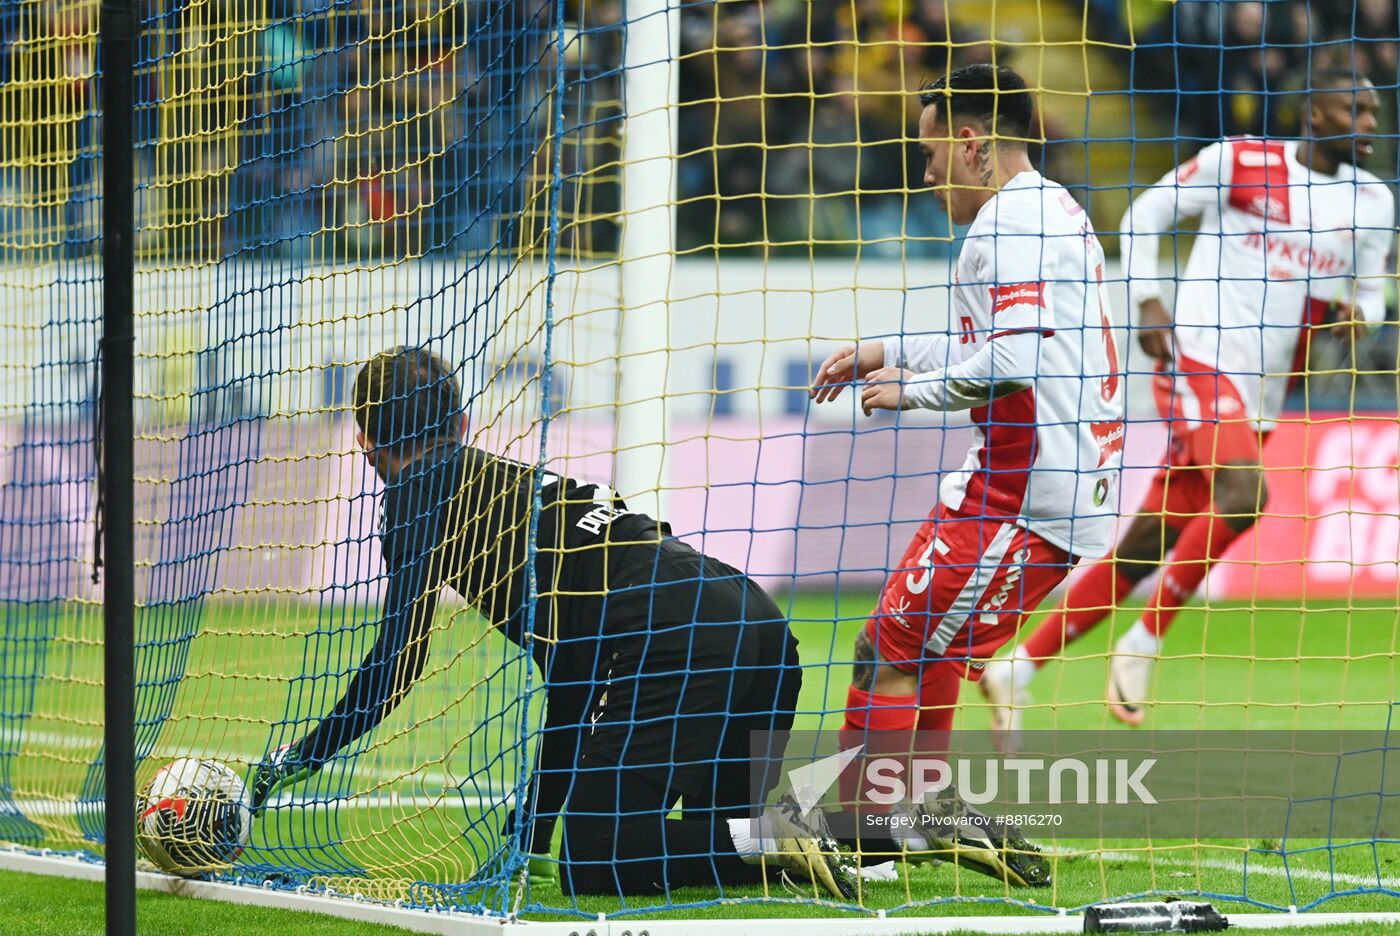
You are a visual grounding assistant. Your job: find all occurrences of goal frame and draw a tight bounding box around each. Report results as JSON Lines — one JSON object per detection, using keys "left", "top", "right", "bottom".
{"left": 8, "top": 0, "right": 1394, "bottom": 931}
{"left": 5, "top": 848, "right": 1399, "bottom": 935}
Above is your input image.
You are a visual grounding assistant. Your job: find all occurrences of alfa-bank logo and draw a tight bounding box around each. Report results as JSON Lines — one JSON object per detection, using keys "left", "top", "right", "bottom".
{"left": 787, "top": 743, "right": 1158, "bottom": 816}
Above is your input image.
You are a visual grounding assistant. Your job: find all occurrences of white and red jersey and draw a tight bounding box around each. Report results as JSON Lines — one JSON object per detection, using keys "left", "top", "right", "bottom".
{"left": 886, "top": 171, "right": 1125, "bottom": 560}
{"left": 1121, "top": 137, "right": 1396, "bottom": 427}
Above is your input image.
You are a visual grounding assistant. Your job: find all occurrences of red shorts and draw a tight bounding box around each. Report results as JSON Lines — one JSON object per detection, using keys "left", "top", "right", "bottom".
{"left": 1144, "top": 356, "right": 1267, "bottom": 530}
{"left": 865, "top": 503, "right": 1073, "bottom": 682}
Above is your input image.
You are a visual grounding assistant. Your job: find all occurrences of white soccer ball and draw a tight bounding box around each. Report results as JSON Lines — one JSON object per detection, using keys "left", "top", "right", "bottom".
{"left": 137, "top": 757, "right": 251, "bottom": 877}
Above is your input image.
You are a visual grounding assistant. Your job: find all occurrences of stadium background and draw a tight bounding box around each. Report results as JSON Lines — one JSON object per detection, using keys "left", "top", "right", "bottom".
{"left": 3, "top": 0, "right": 1397, "bottom": 600}
{"left": 1, "top": 0, "right": 1399, "bottom": 925}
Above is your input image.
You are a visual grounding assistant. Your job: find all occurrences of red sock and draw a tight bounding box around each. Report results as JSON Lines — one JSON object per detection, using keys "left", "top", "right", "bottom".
{"left": 1021, "top": 560, "right": 1133, "bottom": 661}
{"left": 914, "top": 660, "right": 962, "bottom": 735}
{"left": 843, "top": 685, "right": 918, "bottom": 807}
{"left": 844, "top": 685, "right": 918, "bottom": 732}
{"left": 1141, "top": 514, "right": 1240, "bottom": 637}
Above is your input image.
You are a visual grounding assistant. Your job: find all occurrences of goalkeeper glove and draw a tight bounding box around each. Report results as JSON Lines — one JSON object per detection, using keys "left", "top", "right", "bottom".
{"left": 248, "top": 743, "right": 313, "bottom": 812}
{"left": 496, "top": 808, "right": 558, "bottom": 888}
{"left": 526, "top": 853, "right": 558, "bottom": 889}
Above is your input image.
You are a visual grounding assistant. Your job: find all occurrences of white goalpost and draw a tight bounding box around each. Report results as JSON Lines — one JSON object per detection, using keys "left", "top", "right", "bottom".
{"left": 613, "top": 0, "right": 678, "bottom": 521}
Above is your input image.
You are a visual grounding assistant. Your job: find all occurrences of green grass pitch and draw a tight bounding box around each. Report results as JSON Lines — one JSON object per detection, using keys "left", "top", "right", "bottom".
{"left": 2, "top": 590, "right": 1397, "bottom": 930}
{"left": 1, "top": 870, "right": 1397, "bottom": 936}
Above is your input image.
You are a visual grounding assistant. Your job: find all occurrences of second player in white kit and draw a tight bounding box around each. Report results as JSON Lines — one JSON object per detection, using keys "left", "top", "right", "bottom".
{"left": 983, "top": 69, "right": 1395, "bottom": 745}
{"left": 1124, "top": 134, "right": 1393, "bottom": 429}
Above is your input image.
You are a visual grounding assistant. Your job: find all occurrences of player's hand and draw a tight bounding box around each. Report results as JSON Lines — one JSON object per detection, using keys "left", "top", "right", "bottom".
{"left": 248, "top": 743, "right": 313, "bottom": 812}
{"left": 860, "top": 367, "right": 915, "bottom": 416}
{"left": 811, "top": 343, "right": 886, "bottom": 404}
{"left": 1137, "top": 298, "right": 1174, "bottom": 362}
{"left": 1324, "top": 301, "right": 1370, "bottom": 349}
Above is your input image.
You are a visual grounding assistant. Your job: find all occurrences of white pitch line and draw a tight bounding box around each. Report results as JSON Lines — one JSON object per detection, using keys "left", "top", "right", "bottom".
{"left": 10, "top": 730, "right": 475, "bottom": 790}
{"left": 16, "top": 728, "right": 1398, "bottom": 892}
{"left": 13, "top": 793, "right": 513, "bottom": 816}
{"left": 1066, "top": 848, "right": 1400, "bottom": 890}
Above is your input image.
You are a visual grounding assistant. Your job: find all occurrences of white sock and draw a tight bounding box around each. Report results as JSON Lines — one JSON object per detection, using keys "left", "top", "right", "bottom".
{"left": 727, "top": 816, "right": 777, "bottom": 865}
{"left": 1117, "top": 620, "right": 1163, "bottom": 656}
{"left": 1008, "top": 645, "right": 1040, "bottom": 684}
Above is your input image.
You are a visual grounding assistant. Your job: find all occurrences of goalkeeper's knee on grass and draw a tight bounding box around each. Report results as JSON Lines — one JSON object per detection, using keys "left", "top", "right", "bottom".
{"left": 555, "top": 795, "right": 859, "bottom": 899}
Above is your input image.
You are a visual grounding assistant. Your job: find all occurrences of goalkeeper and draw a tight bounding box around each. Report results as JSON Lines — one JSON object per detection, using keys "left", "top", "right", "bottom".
{"left": 250, "top": 347, "right": 857, "bottom": 899}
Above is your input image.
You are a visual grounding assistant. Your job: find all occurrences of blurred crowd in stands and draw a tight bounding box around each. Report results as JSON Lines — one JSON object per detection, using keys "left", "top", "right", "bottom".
{"left": 0, "top": 0, "right": 1396, "bottom": 261}
{"left": 667, "top": 0, "right": 1400, "bottom": 253}
{"left": 1, "top": 0, "right": 1395, "bottom": 409}
{"left": 671, "top": 0, "right": 994, "bottom": 256}
{"left": 0, "top": 0, "right": 539, "bottom": 260}
{"left": 1113, "top": 0, "right": 1399, "bottom": 141}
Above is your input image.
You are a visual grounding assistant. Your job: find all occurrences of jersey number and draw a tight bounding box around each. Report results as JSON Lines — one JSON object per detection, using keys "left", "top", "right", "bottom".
{"left": 1094, "top": 264, "right": 1121, "bottom": 402}
{"left": 905, "top": 536, "right": 938, "bottom": 595}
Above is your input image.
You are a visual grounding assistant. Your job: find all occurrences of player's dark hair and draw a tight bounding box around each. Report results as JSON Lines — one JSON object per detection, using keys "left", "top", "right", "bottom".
{"left": 1308, "top": 66, "right": 1367, "bottom": 95}
{"left": 919, "top": 64, "right": 1033, "bottom": 144}
{"left": 353, "top": 347, "right": 462, "bottom": 456}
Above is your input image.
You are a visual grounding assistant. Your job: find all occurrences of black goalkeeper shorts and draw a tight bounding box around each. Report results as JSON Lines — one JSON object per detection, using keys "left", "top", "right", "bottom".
{"left": 576, "top": 548, "right": 801, "bottom": 809}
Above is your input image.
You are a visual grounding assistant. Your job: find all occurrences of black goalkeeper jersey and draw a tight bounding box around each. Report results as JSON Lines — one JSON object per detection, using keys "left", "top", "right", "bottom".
{"left": 296, "top": 442, "right": 690, "bottom": 767}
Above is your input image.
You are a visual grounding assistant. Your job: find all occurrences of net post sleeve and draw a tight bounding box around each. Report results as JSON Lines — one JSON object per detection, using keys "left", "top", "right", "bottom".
{"left": 615, "top": 0, "right": 678, "bottom": 520}
{"left": 99, "top": 0, "right": 137, "bottom": 932}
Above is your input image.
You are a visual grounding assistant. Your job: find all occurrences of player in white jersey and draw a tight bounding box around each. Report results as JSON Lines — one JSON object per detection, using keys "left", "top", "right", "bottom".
{"left": 809, "top": 65, "right": 1122, "bottom": 885}
{"left": 983, "top": 68, "right": 1395, "bottom": 743}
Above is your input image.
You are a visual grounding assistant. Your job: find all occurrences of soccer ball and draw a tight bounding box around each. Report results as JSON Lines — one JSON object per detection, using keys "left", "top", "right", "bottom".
{"left": 137, "top": 758, "right": 251, "bottom": 877}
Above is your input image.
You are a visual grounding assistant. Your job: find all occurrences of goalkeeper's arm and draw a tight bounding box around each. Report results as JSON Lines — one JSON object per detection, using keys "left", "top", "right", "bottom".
{"left": 251, "top": 544, "right": 440, "bottom": 809}
{"left": 516, "top": 677, "right": 599, "bottom": 854}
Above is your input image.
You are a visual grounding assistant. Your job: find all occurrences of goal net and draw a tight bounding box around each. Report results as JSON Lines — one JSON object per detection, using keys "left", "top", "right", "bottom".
{"left": 1, "top": 0, "right": 1398, "bottom": 926}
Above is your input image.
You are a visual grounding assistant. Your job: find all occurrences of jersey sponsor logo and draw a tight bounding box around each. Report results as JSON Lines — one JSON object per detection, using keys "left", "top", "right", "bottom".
{"left": 1236, "top": 148, "right": 1284, "bottom": 168}
{"left": 1247, "top": 193, "right": 1290, "bottom": 222}
{"left": 1229, "top": 140, "right": 1291, "bottom": 223}
{"left": 1091, "top": 419, "right": 1125, "bottom": 467}
{"left": 1242, "top": 232, "right": 1347, "bottom": 276}
{"left": 1176, "top": 155, "right": 1201, "bottom": 183}
{"left": 989, "top": 282, "right": 1047, "bottom": 315}
{"left": 1058, "top": 189, "right": 1085, "bottom": 216}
